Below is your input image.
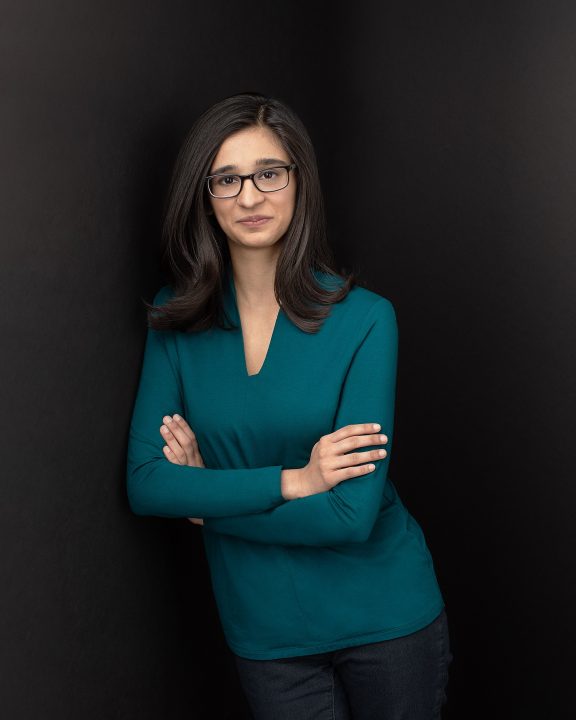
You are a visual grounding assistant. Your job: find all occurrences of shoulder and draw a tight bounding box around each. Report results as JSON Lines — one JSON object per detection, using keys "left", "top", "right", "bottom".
{"left": 152, "top": 284, "right": 175, "bottom": 306}
{"left": 314, "top": 270, "right": 396, "bottom": 327}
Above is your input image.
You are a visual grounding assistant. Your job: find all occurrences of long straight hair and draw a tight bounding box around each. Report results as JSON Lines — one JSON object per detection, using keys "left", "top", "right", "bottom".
{"left": 146, "top": 91, "right": 356, "bottom": 333}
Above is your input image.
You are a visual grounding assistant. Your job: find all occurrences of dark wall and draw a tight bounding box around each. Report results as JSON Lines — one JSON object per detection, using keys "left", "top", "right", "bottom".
{"left": 1, "top": 1, "right": 574, "bottom": 717}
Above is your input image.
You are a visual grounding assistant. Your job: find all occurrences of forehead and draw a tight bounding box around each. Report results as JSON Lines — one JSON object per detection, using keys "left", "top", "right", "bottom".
{"left": 211, "top": 126, "right": 289, "bottom": 171}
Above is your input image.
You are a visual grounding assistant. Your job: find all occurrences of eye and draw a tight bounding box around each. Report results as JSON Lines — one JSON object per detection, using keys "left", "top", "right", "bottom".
{"left": 258, "top": 170, "right": 279, "bottom": 180}
{"left": 216, "top": 175, "right": 240, "bottom": 186}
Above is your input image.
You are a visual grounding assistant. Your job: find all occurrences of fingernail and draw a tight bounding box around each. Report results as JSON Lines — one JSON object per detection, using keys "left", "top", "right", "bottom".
{"left": 173, "top": 414, "right": 181, "bottom": 421}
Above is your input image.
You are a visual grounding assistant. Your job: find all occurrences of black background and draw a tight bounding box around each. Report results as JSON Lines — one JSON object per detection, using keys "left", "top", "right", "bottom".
{"left": 1, "top": 1, "right": 575, "bottom": 717}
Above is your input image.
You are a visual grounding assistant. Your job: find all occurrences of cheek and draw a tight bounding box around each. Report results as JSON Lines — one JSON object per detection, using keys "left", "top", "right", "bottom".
{"left": 288, "top": 181, "right": 297, "bottom": 212}
{"left": 285, "top": 190, "right": 297, "bottom": 222}
{"left": 213, "top": 207, "right": 231, "bottom": 227}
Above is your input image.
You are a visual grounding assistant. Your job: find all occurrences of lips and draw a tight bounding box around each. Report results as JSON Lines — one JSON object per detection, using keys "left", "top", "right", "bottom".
{"left": 237, "top": 216, "right": 272, "bottom": 227}
{"left": 237, "top": 216, "right": 272, "bottom": 222}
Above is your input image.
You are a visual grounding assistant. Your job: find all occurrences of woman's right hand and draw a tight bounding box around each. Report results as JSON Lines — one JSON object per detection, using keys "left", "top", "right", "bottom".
{"left": 159, "top": 414, "right": 205, "bottom": 525}
{"left": 282, "top": 423, "right": 388, "bottom": 500}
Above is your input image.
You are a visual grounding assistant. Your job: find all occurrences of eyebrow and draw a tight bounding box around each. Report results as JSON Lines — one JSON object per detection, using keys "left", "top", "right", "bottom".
{"left": 210, "top": 157, "right": 288, "bottom": 175}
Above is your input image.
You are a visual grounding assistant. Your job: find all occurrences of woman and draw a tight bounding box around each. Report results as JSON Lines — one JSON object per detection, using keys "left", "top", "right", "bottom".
{"left": 126, "top": 91, "right": 453, "bottom": 719}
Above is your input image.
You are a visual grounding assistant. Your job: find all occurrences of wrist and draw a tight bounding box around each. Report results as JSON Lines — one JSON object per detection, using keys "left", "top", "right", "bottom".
{"left": 281, "top": 468, "right": 304, "bottom": 500}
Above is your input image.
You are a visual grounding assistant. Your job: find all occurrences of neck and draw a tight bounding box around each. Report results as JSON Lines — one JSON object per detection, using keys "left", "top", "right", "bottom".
{"left": 227, "top": 245, "right": 281, "bottom": 312}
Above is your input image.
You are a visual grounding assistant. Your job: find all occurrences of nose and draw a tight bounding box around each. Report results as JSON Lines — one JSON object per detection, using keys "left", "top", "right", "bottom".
{"left": 237, "top": 176, "right": 265, "bottom": 207}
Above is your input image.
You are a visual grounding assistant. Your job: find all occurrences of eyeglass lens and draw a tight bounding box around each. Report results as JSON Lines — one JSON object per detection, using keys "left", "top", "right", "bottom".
{"left": 209, "top": 167, "right": 290, "bottom": 198}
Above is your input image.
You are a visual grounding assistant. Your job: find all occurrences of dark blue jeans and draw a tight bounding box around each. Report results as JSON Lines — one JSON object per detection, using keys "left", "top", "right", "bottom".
{"left": 233, "top": 608, "right": 453, "bottom": 719}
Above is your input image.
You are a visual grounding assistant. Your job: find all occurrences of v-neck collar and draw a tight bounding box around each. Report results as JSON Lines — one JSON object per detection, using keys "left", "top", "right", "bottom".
{"left": 223, "top": 260, "right": 283, "bottom": 380}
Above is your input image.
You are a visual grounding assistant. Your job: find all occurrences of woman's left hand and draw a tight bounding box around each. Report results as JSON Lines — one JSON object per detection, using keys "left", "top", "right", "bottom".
{"left": 160, "top": 414, "right": 204, "bottom": 526}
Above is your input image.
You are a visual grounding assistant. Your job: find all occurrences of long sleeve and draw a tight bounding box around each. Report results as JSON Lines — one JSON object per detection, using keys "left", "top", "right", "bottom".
{"left": 126, "top": 287, "right": 286, "bottom": 518}
{"left": 202, "top": 297, "right": 398, "bottom": 546}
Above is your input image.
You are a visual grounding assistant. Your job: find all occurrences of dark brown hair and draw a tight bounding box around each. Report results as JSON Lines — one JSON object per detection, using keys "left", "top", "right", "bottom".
{"left": 145, "top": 91, "right": 356, "bottom": 333}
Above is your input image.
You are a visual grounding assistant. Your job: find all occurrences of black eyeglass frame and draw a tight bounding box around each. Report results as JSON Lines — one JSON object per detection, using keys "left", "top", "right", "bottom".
{"left": 205, "top": 163, "right": 297, "bottom": 198}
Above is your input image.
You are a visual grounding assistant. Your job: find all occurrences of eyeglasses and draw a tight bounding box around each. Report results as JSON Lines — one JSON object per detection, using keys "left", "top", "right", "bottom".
{"left": 205, "top": 163, "right": 297, "bottom": 198}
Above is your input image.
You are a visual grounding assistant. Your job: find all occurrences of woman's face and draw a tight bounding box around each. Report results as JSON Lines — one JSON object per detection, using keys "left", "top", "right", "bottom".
{"left": 207, "top": 125, "right": 297, "bottom": 252}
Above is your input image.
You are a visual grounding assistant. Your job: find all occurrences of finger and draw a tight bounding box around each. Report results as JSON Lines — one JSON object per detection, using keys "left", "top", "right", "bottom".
{"left": 163, "top": 416, "right": 194, "bottom": 458}
{"left": 335, "top": 432, "right": 388, "bottom": 455}
{"left": 160, "top": 425, "right": 187, "bottom": 463}
{"left": 163, "top": 444, "right": 184, "bottom": 465}
{"left": 330, "top": 423, "right": 383, "bottom": 444}
{"left": 329, "top": 462, "right": 377, "bottom": 485}
{"left": 331, "top": 448, "right": 386, "bottom": 470}
{"left": 171, "top": 414, "right": 197, "bottom": 442}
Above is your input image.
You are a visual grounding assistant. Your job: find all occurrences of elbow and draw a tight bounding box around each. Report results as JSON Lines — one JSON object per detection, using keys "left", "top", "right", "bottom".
{"left": 126, "top": 463, "right": 157, "bottom": 517}
{"left": 323, "top": 519, "right": 375, "bottom": 546}
{"left": 344, "top": 511, "right": 379, "bottom": 544}
{"left": 326, "top": 492, "right": 379, "bottom": 545}
{"left": 126, "top": 478, "right": 150, "bottom": 516}
{"left": 127, "top": 493, "right": 148, "bottom": 517}
{"left": 346, "top": 525, "right": 373, "bottom": 544}
{"left": 125, "top": 458, "right": 183, "bottom": 518}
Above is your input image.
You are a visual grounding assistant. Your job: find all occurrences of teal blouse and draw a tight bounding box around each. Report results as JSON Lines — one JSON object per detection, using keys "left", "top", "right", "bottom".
{"left": 126, "top": 261, "right": 445, "bottom": 660}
